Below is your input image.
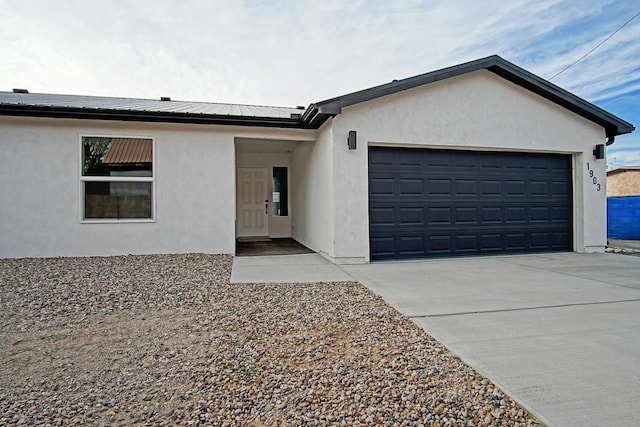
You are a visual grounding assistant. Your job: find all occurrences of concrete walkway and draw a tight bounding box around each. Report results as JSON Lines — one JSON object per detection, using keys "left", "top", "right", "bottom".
{"left": 230, "top": 253, "right": 352, "bottom": 284}
{"left": 231, "top": 252, "right": 640, "bottom": 426}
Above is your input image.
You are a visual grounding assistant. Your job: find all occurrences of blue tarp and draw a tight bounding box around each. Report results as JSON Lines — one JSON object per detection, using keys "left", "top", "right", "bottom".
{"left": 607, "top": 196, "right": 640, "bottom": 240}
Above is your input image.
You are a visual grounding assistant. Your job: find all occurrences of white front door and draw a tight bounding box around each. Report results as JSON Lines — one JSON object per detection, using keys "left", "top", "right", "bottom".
{"left": 237, "top": 167, "right": 269, "bottom": 237}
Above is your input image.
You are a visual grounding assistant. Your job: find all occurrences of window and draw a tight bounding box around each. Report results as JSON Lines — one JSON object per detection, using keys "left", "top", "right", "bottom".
{"left": 81, "top": 136, "right": 154, "bottom": 221}
{"left": 272, "top": 166, "right": 288, "bottom": 216}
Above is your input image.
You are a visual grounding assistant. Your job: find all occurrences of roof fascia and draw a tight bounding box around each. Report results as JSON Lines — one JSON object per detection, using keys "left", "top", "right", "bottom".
{"left": 486, "top": 58, "right": 635, "bottom": 137}
{"left": 0, "top": 104, "right": 304, "bottom": 128}
{"left": 303, "top": 55, "right": 635, "bottom": 137}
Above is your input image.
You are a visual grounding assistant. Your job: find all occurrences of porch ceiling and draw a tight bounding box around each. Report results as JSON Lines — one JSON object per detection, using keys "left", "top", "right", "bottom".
{"left": 235, "top": 137, "right": 303, "bottom": 153}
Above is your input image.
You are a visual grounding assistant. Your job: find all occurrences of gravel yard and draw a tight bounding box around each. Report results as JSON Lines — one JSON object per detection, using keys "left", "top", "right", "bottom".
{"left": 0, "top": 254, "right": 539, "bottom": 426}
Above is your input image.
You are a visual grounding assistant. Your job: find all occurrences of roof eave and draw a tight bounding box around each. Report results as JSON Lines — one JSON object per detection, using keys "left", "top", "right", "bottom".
{"left": 485, "top": 60, "right": 635, "bottom": 138}
{"left": 307, "top": 55, "right": 635, "bottom": 137}
{"left": 0, "top": 105, "right": 305, "bottom": 129}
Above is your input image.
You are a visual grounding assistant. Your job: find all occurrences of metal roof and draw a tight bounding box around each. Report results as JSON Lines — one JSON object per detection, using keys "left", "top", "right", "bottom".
{"left": 102, "top": 138, "right": 152, "bottom": 165}
{"left": 0, "top": 92, "right": 305, "bottom": 128}
{"left": 302, "top": 55, "right": 635, "bottom": 137}
{"left": 0, "top": 55, "right": 634, "bottom": 137}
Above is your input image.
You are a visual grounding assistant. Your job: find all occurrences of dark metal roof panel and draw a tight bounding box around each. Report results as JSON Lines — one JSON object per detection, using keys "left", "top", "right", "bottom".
{"left": 0, "top": 92, "right": 301, "bottom": 119}
{"left": 0, "top": 92, "right": 306, "bottom": 128}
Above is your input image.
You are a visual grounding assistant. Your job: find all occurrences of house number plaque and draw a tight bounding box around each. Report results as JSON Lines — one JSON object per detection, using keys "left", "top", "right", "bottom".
{"left": 586, "top": 162, "right": 601, "bottom": 191}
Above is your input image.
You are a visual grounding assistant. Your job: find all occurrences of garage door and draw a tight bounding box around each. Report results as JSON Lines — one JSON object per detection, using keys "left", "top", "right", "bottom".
{"left": 369, "top": 147, "right": 573, "bottom": 260}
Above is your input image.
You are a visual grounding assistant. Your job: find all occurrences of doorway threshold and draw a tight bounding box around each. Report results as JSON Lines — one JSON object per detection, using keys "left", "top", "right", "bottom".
{"left": 236, "top": 238, "right": 313, "bottom": 257}
{"left": 237, "top": 236, "right": 272, "bottom": 242}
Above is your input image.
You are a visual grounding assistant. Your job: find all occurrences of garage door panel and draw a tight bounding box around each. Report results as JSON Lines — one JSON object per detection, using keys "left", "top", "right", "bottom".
{"left": 399, "top": 178, "right": 424, "bottom": 195}
{"left": 370, "top": 237, "right": 395, "bottom": 256}
{"left": 505, "top": 207, "right": 527, "bottom": 222}
{"left": 398, "top": 150, "right": 424, "bottom": 167}
{"left": 530, "top": 207, "right": 550, "bottom": 221}
{"left": 369, "top": 147, "right": 572, "bottom": 260}
{"left": 455, "top": 234, "right": 477, "bottom": 251}
{"left": 528, "top": 156, "right": 550, "bottom": 169}
{"left": 369, "top": 178, "right": 395, "bottom": 195}
{"left": 480, "top": 234, "right": 503, "bottom": 251}
{"left": 370, "top": 207, "right": 394, "bottom": 225}
{"left": 506, "top": 180, "right": 527, "bottom": 195}
{"left": 505, "top": 233, "right": 527, "bottom": 250}
{"left": 481, "top": 180, "right": 502, "bottom": 195}
{"left": 428, "top": 235, "right": 452, "bottom": 253}
{"left": 481, "top": 207, "right": 502, "bottom": 223}
{"left": 480, "top": 156, "right": 502, "bottom": 169}
{"left": 428, "top": 179, "right": 452, "bottom": 195}
{"left": 552, "top": 180, "right": 571, "bottom": 195}
{"left": 552, "top": 231, "right": 572, "bottom": 247}
{"left": 530, "top": 232, "right": 552, "bottom": 248}
{"left": 505, "top": 156, "right": 526, "bottom": 169}
{"left": 552, "top": 206, "right": 571, "bottom": 221}
{"left": 428, "top": 207, "right": 452, "bottom": 224}
{"left": 427, "top": 152, "right": 451, "bottom": 167}
{"left": 399, "top": 207, "right": 425, "bottom": 225}
{"left": 398, "top": 236, "right": 425, "bottom": 255}
{"left": 455, "top": 179, "right": 477, "bottom": 195}
{"left": 454, "top": 152, "right": 477, "bottom": 168}
{"left": 455, "top": 207, "right": 478, "bottom": 224}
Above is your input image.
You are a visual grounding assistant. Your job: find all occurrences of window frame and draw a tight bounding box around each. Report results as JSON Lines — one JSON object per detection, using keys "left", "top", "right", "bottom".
{"left": 79, "top": 134, "right": 156, "bottom": 223}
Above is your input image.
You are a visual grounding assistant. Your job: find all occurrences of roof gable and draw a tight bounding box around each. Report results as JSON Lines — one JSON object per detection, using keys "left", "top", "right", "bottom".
{"left": 302, "top": 55, "right": 634, "bottom": 138}
{"left": 0, "top": 56, "right": 634, "bottom": 137}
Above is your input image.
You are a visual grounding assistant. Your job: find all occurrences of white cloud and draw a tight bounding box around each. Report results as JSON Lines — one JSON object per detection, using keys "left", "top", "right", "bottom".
{"left": 2, "top": 0, "right": 637, "bottom": 162}
{"left": 607, "top": 132, "right": 640, "bottom": 168}
{"left": 0, "top": 0, "right": 638, "bottom": 114}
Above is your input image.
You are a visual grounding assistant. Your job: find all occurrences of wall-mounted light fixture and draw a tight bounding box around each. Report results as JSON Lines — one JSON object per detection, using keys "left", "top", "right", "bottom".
{"left": 347, "top": 130, "right": 357, "bottom": 150}
{"left": 593, "top": 144, "right": 605, "bottom": 160}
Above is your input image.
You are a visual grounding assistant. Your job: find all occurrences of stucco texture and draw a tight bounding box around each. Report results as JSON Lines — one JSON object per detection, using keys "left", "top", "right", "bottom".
{"left": 607, "top": 169, "right": 640, "bottom": 197}
{"left": 0, "top": 117, "right": 236, "bottom": 258}
{"left": 327, "top": 70, "right": 608, "bottom": 262}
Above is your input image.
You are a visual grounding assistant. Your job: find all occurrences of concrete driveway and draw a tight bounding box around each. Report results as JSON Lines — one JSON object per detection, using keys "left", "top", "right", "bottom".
{"left": 342, "top": 253, "right": 640, "bottom": 427}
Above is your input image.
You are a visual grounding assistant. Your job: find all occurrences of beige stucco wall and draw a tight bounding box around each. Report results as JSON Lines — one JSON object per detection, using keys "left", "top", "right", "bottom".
{"left": 607, "top": 170, "right": 640, "bottom": 197}
{"left": 327, "top": 70, "right": 608, "bottom": 262}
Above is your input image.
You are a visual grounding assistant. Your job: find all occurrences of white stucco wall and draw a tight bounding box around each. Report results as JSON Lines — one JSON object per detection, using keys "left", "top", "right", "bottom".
{"left": 328, "top": 70, "right": 607, "bottom": 262}
{"left": 1, "top": 70, "right": 612, "bottom": 262}
{"left": 0, "top": 117, "right": 237, "bottom": 258}
{"left": 291, "top": 121, "right": 335, "bottom": 259}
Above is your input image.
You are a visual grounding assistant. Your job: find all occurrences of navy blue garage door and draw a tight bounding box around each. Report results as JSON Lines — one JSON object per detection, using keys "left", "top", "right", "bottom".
{"left": 368, "top": 147, "right": 573, "bottom": 260}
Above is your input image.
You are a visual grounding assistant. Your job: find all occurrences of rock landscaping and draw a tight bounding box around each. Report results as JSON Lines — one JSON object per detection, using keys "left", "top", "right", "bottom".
{"left": 606, "top": 245, "right": 640, "bottom": 256}
{"left": 0, "top": 254, "right": 540, "bottom": 426}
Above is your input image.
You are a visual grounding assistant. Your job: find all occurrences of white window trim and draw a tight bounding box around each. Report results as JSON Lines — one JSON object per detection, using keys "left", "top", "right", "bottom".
{"left": 79, "top": 134, "right": 156, "bottom": 223}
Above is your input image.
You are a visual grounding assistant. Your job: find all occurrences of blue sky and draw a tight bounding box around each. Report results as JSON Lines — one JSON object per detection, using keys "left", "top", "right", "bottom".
{"left": 1, "top": 0, "right": 638, "bottom": 167}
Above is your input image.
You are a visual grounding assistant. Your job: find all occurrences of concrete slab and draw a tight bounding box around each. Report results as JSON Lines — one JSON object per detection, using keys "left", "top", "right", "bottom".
{"left": 341, "top": 253, "right": 640, "bottom": 427}
{"left": 231, "top": 253, "right": 353, "bottom": 284}
{"left": 341, "top": 253, "right": 640, "bottom": 316}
